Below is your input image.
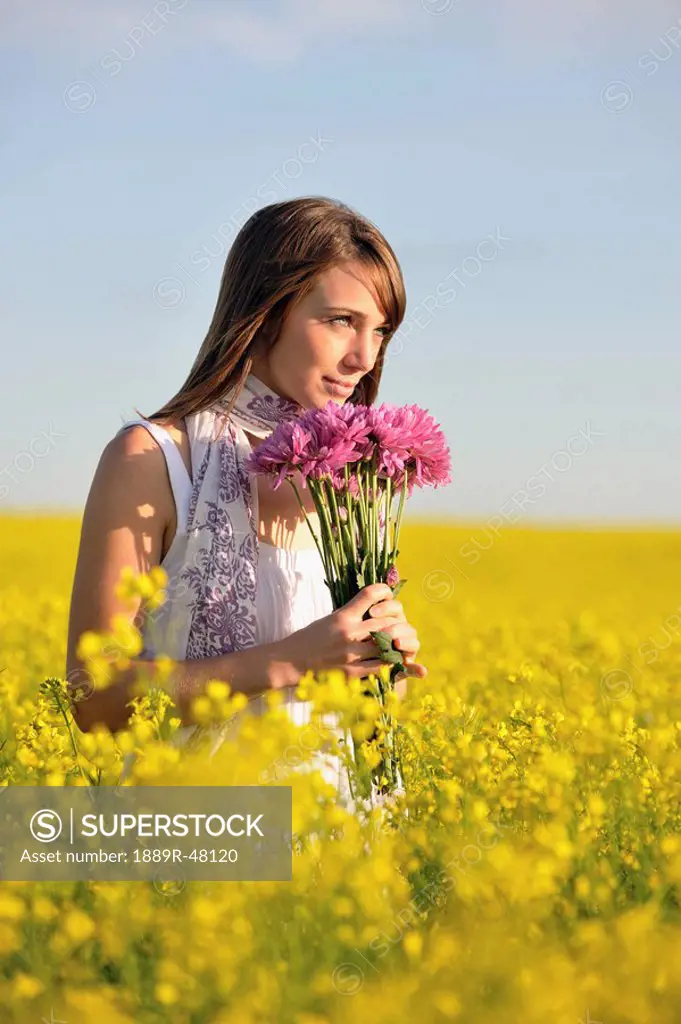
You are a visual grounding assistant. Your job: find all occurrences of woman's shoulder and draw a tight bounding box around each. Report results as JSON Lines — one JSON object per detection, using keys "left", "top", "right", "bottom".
{"left": 99, "top": 422, "right": 174, "bottom": 498}
{"left": 82, "top": 423, "right": 177, "bottom": 559}
{"left": 113, "top": 416, "right": 192, "bottom": 482}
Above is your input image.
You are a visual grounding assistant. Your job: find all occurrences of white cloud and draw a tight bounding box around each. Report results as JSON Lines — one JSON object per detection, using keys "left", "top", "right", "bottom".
{"left": 2, "top": 0, "right": 679, "bottom": 66}
{"left": 0, "top": 0, "right": 415, "bottom": 65}
{"left": 197, "top": 0, "right": 415, "bottom": 64}
{"left": 0, "top": 0, "right": 147, "bottom": 46}
{"left": 493, "top": 0, "right": 681, "bottom": 59}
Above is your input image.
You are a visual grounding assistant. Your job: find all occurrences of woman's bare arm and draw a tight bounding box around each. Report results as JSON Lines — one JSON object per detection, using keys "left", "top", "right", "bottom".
{"left": 70, "top": 642, "right": 302, "bottom": 734}
{"left": 65, "top": 426, "right": 302, "bottom": 734}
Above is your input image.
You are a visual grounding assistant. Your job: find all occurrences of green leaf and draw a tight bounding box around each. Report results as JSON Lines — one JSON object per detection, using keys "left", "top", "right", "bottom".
{"left": 370, "top": 629, "right": 405, "bottom": 666}
{"left": 370, "top": 629, "right": 392, "bottom": 654}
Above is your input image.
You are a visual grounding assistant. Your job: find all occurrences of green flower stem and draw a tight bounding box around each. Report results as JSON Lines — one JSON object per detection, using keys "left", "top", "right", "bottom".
{"left": 314, "top": 481, "right": 344, "bottom": 597}
{"left": 289, "top": 479, "right": 328, "bottom": 572}
{"left": 327, "top": 475, "right": 342, "bottom": 534}
{"left": 51, "top": 683, "right": 95, "bottom": 787}
{"left": 58, "top": 696, "right": 81, "bottom": 762}
{"left": 341, "top": 521, "right": 354, "bottom": 570}
{"left": 391, "top": 468, "right": 408, "bottom": 562}
{"left": 344, "top": 464, "right": 358, "bottom": 564}
{"left": 367, "top": 468, "right": 376, "bottom": 584}
{"left": 290, "top": 476, "right": 343, "bottom": 608}
{"left": 325, "top": 479, "right": 352, "bottom": 605}
{"left": 355, "top": 667, "right": 405, "bottom": 796}
{"left": 382, "top": 476, "right": 392, "bottom": 579}
{"left": 368, "top": 671, "right": 396, "bottom": 792}
{"left": 358, "top": 465, "right": 370, "bottom": 539}
{"left": 326, "top": 482, "right": 349, "bottom": 582}
{"left": 372, "top": 466, "right": 379, "bottom": 584}
{"left": 342, "top": 725, "right": 356, "bottom": 804}
{"left": 364, "top": 466, "right": 375, "bottom": 584}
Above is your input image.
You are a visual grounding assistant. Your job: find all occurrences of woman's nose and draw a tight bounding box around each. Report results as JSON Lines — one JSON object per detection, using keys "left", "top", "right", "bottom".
{"left": 344, "top": 328, "right": 379, "bottom": 372}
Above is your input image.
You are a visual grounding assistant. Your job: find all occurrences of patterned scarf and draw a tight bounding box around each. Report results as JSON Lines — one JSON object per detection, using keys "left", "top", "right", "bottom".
{"left": 169, "top": 372, "right": 304, "bottom": 667}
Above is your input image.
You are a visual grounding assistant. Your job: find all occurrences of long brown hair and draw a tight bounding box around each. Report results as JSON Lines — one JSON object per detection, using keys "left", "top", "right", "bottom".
{"left": 142, "top": 196, "right": 406, "bottom": 428}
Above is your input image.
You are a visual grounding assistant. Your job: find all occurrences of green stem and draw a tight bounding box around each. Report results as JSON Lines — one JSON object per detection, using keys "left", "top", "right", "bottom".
{"left": 343, "top": 726, "right": 356, "bottom": 804}
{"left": 352, "top": 466, "right": 368, "bottom": 583}
{"left": 345, "top": 464, "right": 358, "bottom": 565}
{"left": 358, "top": 465, "right": 369, "bottom": 536}
{"left": 382, "top": 476, "right": 392, "bottom": 578}
{"left": 372, "top": 466, "right": 379, "bottom": 583}
{"left": 326, "top": 481, "right": 351, "bottom": 604}
{"left": 315, "top": 482, "right": 344, "bottom": 602}
{"left": 54, "top": 687, "right": 95, "bottom": 787}
{"left": 289, "top": 479, "right": 328, "bottom": 573}
{"left": 363, "top": 466, "right": 375, "bottom": 584}
{"left": 392, "top": 468, "right": 408, "bottom": 562}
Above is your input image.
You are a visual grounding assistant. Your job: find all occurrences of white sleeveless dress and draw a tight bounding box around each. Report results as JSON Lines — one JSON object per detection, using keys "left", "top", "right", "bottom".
{"left": 116, "top": 417, "right": 357, "bottom": 805}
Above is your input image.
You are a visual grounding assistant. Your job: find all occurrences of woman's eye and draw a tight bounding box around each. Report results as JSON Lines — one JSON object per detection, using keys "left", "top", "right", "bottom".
{"left": 329, "top": 316, "right": 390, "bottom": 341}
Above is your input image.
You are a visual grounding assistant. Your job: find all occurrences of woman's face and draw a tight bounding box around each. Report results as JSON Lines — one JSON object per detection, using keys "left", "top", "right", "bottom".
{"left": 252, "top": 260, "right": 391, "bottom": 409}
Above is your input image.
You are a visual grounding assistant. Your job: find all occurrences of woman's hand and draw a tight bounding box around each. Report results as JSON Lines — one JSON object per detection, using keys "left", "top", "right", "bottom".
{"left": 278, "top": 583, "right": 418, "bottom": 683}
{"left": 366, "top": 593, "right": 428, "bottom": 682}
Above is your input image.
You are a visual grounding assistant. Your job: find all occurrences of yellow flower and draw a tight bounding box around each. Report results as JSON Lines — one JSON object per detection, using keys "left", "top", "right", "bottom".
{"left": 32, "top": 898, "right": 58, "bottom": 922}
{"left": 588, "top": 794, "right": 607, "bottom": 817}
{"left": 63, "top": 909, "right": 96, "bottom": 945}
{"left": 0, "top": 895, "right": 25, "bottom": 921}
{"left": 403, "top": 931, "right": 423, "bottom": 959}
{"left": 205, "top": 679, "right": 231, "bottom": 702}
{"left": 332, "top": 897, "right": 355, "bottom": 918}
{"left": 0, "top": 923, "right": 20, "bottom": 955}
{"left": 12, "top": 973, "right": 44, "bottom": 1000}
{"left": 432, "top": 992, "right": 461, "bottom": 1018}
{"left": 76, "top": 630, "right": 104, "bottom": 660}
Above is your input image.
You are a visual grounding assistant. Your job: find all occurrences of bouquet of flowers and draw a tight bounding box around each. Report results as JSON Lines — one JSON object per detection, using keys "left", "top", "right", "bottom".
{"left": 245, "top": 400, "right": 452, "bottom": 798}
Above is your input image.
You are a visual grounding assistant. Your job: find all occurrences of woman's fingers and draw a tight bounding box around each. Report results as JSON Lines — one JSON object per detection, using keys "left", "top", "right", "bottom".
{"left": 346, "top": 640, "right": 388, "bottom": 663}
{"left": 368, "top": 599, "right": 404, "bottom": 621}
{"left": 345, "top": 637, "right": 427, "bottom": 679}
{"left": 398, "top": 663, "right": 428, "bottom": 679}
{"left": 355, "top": 615, "right": 403, "bottom": 641}
{"left": 344, "top": 658, "right": 428, "bottom": 683}
{"left": 377, "top": 623, "right": 420, "bottom": 656}
{"left": 393, "top": 664, "right": 428, "bottom": 699}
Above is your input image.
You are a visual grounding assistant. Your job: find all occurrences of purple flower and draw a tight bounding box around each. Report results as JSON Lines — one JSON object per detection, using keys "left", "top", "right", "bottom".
{"left": 246, "top": 397, "right": 452, "bottom": 498}
{"left": 243, "top": 421, "right": 314, "bottom": 490}
{"left": 245, "top": 400, "right": 370, "bottom": 489}
{"left": 386, "top": 565, "right": 400, "bottom": 588}
{"left": 367, "top": 403, "right": 452, "bottom": 496}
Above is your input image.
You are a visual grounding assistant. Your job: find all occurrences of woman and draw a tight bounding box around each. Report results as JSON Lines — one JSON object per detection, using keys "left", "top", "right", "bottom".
{"left": 65, "top": 196, "right": 427, "bottom": 803}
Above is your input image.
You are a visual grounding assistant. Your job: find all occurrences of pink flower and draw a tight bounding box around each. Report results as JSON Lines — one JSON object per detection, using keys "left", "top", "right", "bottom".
{"left": 367, "top": 403, "right": 452, "bottom": 496}
{"left": 246, "top": 397, "right": 452, "bottom": 498}
{"left": 245, "top": 400, "right": 370, "bottom": 489}
{"left": 243, "top": 420, "right": 314, "bottom": 490}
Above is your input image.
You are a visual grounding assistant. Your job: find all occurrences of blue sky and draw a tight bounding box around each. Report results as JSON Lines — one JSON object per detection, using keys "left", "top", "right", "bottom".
{"left": 1, "top": 0, "right": 679, "bottom": 524}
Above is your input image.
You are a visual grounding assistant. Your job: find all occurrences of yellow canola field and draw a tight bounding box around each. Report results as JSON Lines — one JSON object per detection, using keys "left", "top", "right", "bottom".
{"left": 1, "top": 514, "right": 680, "bottom": 1023}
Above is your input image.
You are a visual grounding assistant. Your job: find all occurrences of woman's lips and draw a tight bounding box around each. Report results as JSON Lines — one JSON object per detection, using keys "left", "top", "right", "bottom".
{"left": 323, "top": 377, "right": 355, "bottom": 396}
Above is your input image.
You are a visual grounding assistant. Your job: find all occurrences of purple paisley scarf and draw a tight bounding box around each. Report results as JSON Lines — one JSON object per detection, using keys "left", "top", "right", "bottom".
{"left": 177, "top": 373, "right": 304, "bottom": 662}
